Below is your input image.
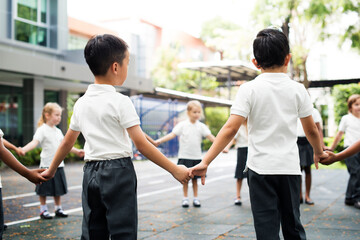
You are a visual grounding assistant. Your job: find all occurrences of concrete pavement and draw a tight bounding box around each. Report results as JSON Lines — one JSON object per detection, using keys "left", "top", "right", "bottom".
{"left": 1, "top": 150, "right": 359, "bottom": 239}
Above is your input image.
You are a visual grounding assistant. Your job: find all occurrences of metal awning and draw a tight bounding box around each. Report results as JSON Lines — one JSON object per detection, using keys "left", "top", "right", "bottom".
{"left": 178, "top": 60, "right": 259, "bottom": 82}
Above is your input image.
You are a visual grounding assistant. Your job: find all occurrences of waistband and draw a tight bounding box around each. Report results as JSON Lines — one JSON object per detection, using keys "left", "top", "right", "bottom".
{"left": 84, "top": 157, "right": 132, "bottom": 170}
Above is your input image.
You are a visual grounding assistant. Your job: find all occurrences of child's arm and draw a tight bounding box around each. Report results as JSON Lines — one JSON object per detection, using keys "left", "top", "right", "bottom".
{"left": 300, "top": 115, "right": 328, "bottom": 169}
{"left": 0, "top": 138, "right": 46, "bottom": 184}
{"left": 41, "top": 129, "right": 80, "bottom": 179}
{"left": 206, "top": 134, "right": 216, "bottom": 143}
{"left": 144, "top": 133, "right": 157, "bottom": 146}
{"left": 2, "top": 138, "right": 25, "bottom": 156}
{"left": 321, "top": 140, "right": 360, "bottom": 165}
{"left": 127, "top": 125, "right": 190, "bottom": 184}
{"left": 315, "top": 122, "right": 327, "bottom": 150}
{"left": 154, "top": 133, "right": 177, "bottom": 146}
{"left": 329, "top": 131, "right": 344, "bottom": 151}
{"left": 190, "top": 114, "right": 245, "bottom": 184}
{"left": 223, "top": 139, "right": 235, "bottom": 153}
{"left": 70, "top": 147, "right": 85, "bottom": 158}
{"left": 22, "top": 139, "right": 40, "bottom": 154}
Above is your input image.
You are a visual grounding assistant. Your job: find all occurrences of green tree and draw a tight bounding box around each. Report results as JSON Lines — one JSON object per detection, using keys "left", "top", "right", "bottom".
{"left": 306, "top": 0, "right": 360, "bottom": 52}
{"left": 332, "top": 83, "right": 360, "bottom": 124}
{"left": 200, "top": 17, "right": 254, "bottom": 61}
{"left": 151, "top": 44, "right": 218, "bottom": 94}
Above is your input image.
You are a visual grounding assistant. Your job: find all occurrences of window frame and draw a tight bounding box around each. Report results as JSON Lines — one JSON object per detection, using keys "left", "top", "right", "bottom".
{"left": 12, "top": 0, "right": 50, "bottom": 47}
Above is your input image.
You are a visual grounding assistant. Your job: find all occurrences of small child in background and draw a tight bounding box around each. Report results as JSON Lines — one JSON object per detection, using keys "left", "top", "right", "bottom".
{"left": 21, "top": 102, "right": 84, "bottom": 220}
{"left": 155, "top": 100, "right": 215, "bottom": 208}
{"left": 329, "top": 94, "right": 360, "bottom": 207}
{"left": 223, "top": 120, "right": 248, "bottom": 206}
{"left": 0, "top": 129, "right": 46, "bottom": 237}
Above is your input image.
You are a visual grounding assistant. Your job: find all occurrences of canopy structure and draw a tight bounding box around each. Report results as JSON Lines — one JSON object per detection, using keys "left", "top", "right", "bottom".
{"left": 178, "top": 60, "right": 259, "bottom": 99}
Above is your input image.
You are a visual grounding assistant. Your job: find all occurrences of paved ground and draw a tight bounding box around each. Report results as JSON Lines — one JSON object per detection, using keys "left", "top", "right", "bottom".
{"left": 1, "top": 150, "right": 359, "bottom": 239}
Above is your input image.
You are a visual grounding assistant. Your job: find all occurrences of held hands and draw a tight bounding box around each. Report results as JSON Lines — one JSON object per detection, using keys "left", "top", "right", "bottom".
{"left": 172, "top": 165, "right": 191, "bottom": 184}
{"left": 314, "top": 151, "right": 329, "bottom": 169}
{"left": 41, "top": 168, "right": 56, "bottom": 180}
{"left": 77, "top": 149, "right": 85, "bottom": 158}
{"left": 189, "top": 162, "right": 208, "bottom": 185}
{"left": 319, "top": 151, "right": 338, "bottom": 165}
{"left": 154, "top": 139, "right": 161, "bottom": 147}
{"left": 25, "top": 169, "right": 48, "bottom": 184}
{"left": 15, "top": 147, "right": 25, "bottom": 156}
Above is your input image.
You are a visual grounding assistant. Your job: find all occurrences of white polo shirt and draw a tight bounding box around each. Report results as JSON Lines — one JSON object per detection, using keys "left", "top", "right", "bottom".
{"left": 297, "top": 108, "right": 322, "bottom": 137}
{"left": 231, "top": 73, "right": 313, "bottom": 175}
{"left": 70, "top": 84, "right": 140, "bottom": 161}
{"left": 234, "top": 125, "right": 248, "bottom": 148}
{"left": 33, "top": 124, "right": 65, "bottom": 168}
{"left": 338, "top": 113, "right": 360, "bottom": 147}
{"left": 172, "top": 119, "right": 211, "bottom": 159}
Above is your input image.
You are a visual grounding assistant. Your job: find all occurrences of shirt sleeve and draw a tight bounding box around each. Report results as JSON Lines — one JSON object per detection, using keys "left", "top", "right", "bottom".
{"left": 312, "top": 108, "right": 322, "bottom": 123}
{"left": 200, "top": 123, "right": 211, "bottom": 137}
{"left": 230, "top": 83, "right": 251, "bottom": 118}
{"left": 69, "top": 101, "right": 80, "bottom": 131}
{"left": 338, "top": 115, "right": 347, "bottom": 132}
{"left": 33, "top": 127, "right": 44, "bottom": 143}
{"left": 120, "top": 97, "right": 140, "bottom": 129}
{"left": 298, "top": 85, "right": 313, "bottom": 118}
{"left": 172, "top": 122, "right": 183, "bottom": 136}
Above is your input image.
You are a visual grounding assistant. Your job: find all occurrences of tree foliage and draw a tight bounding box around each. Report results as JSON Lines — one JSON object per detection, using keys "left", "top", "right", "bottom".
{"left": 305, "top": 0, "right": 360, "bottom": 52}
{"left": 151, "top": 44, "right": 218, "bottom": 93}
{"left": 332, "top": 83, "right": 360, "bottom": 124}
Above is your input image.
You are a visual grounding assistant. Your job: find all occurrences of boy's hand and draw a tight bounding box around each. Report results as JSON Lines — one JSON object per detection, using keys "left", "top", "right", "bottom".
{"left": 314, "top": 152, "right": 328, "bottom": 169}
{"left": 41, "top": 168, "right": 56, "bottom": 180}
{"left": 154, "top": 140, "right": 161, "bottom": 147}
{"left": 16, "top": 147, "right": 25, "bottom": 156}
{"left": 172, "top": 165, "right": 191, "bottom": 184}
{"left": 25, "top": 169, "right": 48, "bottom": 184}
{"left": 190, "top": 162, "right": 208, "bottom": 185}
{"left": 77, "top": 149, "right": 85, "bottom": 158}
{"left": 320, "top": 151, "right": 338, "bottom": 165}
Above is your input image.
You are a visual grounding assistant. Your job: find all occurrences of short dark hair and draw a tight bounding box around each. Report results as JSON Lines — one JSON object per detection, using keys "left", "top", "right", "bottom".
{"left": 253, "top": 28, "right": 290, "bottom": 69}
{"left": 84, "top": 34, "right": 129, "bottom": 76}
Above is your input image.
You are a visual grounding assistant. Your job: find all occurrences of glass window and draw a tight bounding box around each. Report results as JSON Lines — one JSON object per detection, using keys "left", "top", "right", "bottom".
{"left": 14, "top": 0, "right": 49, "bottom": 47}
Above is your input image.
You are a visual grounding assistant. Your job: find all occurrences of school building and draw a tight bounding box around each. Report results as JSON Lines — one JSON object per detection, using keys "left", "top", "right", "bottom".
{"left": 0, "top": 0, "right": 231, "bottom": 148}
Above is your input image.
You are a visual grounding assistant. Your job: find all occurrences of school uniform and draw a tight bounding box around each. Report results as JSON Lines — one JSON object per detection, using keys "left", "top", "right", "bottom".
{"left": 234, "top": 125, "right": 248, "bottom": 179}
{"left": 0, "top": 129, "right": 5, "bottom": 238}
{"left": 70, "top": 84, "right": 140, "bottom": 240}
{"left": 231, "top": 73, "right": 312, "bottom": 240}
{"left": 33, "top": 124, "right": 67, "bottom": 196}
{"left": 297, "top": 108, "right": 322, "bottom": 168}
{"left": 172, "top": 119, "right": 211, "bottom": 179}
{"left": 338, "top": 113, "right": 360, "bottom": 202}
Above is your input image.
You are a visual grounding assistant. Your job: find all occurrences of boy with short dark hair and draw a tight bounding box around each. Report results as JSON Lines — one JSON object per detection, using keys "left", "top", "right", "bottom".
{"left": 42, "top": 34, "right": 190, "bottom": 239}
{"left": 190, "top": 28, "right": 328, "bottom": 239}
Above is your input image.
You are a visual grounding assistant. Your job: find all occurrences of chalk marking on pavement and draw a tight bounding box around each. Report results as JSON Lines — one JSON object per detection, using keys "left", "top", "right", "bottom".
{"left": 148, "top": 180, "right": 165, "bottom": 185}
{"left": 5, "top": 174, "right": 233, "bottom": 226}
{"left": 23, "top": 200, "right": 54, "bottom": 207}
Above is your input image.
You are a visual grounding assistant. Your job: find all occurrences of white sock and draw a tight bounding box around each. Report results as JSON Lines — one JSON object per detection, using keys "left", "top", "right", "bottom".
{"left": 55, "top": 205, "right": 62, "bottom": 211}
{"left": 40, "top": 205, "right": 48, "bottom": 213}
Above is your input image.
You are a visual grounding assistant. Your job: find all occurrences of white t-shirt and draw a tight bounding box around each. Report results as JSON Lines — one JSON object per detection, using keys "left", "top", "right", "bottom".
{"left": 33, "top": 123, "right": 65, "bottom": 168}
{"left": 338, "top": 113, "right": 360, "bottom": 147}
{"left": 234, "top": 124, "right": 248, "bottom": 148}
{"left": 0, "top": 129, "right": 3, "bottom": 188}
{"left": 172, "top": 119, "right": 211, "bottom": 159}
{"left": 231, "top": 73, "right": 313, "bottom": 175}
{"left": 297, "top": 108, "right": 322, "bottom": 137}
{"left": 70, "top": 84, "right": 140, "bottom": 161}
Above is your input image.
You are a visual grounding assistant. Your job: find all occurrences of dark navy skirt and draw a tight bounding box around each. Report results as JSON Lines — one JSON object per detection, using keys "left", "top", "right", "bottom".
{"left": 297, "top": 137, "right": 314, "bottom": 167}
{"left": 35, "top": 167, "right": 68, "bottom": 196}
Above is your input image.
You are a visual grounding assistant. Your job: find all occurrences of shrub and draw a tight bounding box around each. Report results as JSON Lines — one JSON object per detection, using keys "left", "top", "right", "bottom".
{"left": 203, "top": 107, "right": 229, "bottom": 150}
{"left": 332, "top": 83, "right": 360, "bottom": 125}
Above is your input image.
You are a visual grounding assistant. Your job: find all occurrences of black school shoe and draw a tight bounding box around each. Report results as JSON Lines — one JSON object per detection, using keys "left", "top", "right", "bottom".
{"left": 345, "top": 198, "right": 355, "bottom": 206}
{"left": 354, "top": 201, "right": 360, "bottom": 209}
{"left": 55, "top": 209, "right": 68, "bottom": 218}
{"left": 40, "top": 210, "right": 53, "bottom": 220}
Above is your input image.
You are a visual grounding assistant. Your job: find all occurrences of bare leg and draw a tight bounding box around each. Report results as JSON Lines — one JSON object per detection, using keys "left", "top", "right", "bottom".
{"left": 192, "top": 179, "right": 198, "bottom": 198}
{"left": 304, "top": 166, "right": 312, "bottom": 202}
{"left": 183, "top": 181, "right": 188, "bottom": 198}
{"left": 54, "top": 196, "right": 61, "bottom": 206}
{"left": 236, "top": 178, "right": 243, "bottom": 199}
{"left": 39, "top": 196, "right": 46, "bottom": 205}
